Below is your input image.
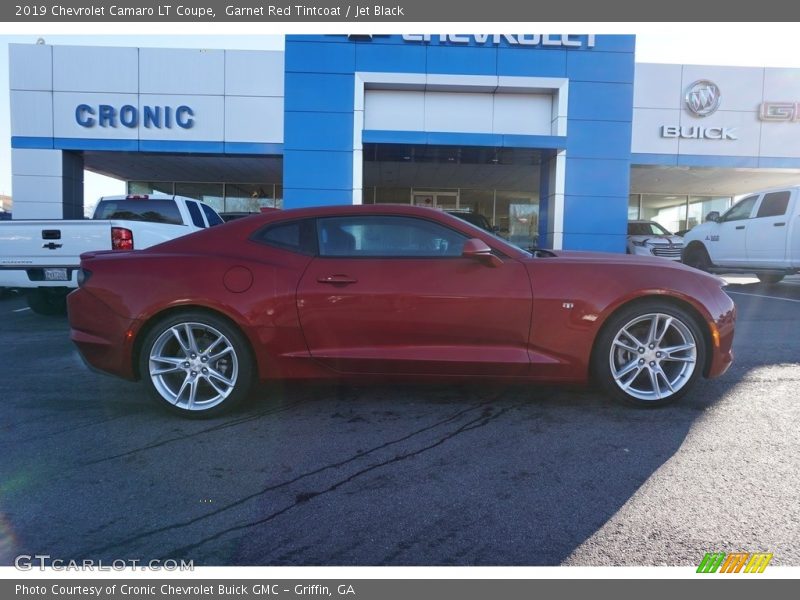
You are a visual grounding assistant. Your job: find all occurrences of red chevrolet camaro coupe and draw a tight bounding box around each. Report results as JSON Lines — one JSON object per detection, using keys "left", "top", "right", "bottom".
{"left": 68, "top": 205, "right": 735, "bottom": 417}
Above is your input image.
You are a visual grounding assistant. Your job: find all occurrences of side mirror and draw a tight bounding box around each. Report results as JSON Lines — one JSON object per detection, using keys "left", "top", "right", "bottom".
{"left": 705, "top": 211, "right": 720, "bottom": 223}
{"left": 462, "top": 238, "right": 503, "bottom": 267}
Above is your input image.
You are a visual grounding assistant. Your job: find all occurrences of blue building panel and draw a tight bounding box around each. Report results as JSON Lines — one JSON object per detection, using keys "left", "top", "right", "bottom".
{"left": 566, "top": 121, "right": 632, "bottom": 160}
{"left": 568, "top": 82, "right": 634, "bottom": 122}
{"left": 285, "top": 40, "right": 356, "bottom": 73}
{"left": 57, "top": 138, "right": 140, "bottom": 152}
{"left": 355, "top": 43, "right": 427, "bottom": 73}
{"left": 563, "top": 194, "right": 629, "bottom": 234}
{"left": 283, "top": 35, "right": 637, "bottom": 252}
{"left": 11, "top": 136, "right": 54, "bottom": 149}
{"left": 496, "top": 48, "right": 567, "bottom": 78}
{"left": 426, "top": 45, "right": 498, "bottom": 76}
{"left": 283, "top": 150, "right": 353, "bottom": 190}
{"left": 284, "top": 72, "right": 355, "bottom": 113}
{"left": 564, "top": 158, "right": 631, "bottom": 198}
{"left": 223, "top": 142, "right": 283, "bottom": 155}
{"left": 138, "top": 140, "right": 224, "bottom": 153}
{"left": 566, "top": 50, "right": 636, "bottom": 83}
{"left": 562, "top": 232, "right": 627, "bottom": 253}
{"left": 283, "top": 187, "right": 356, "bottom": 208}
{"left": 284, "top": 112, "right": 354, "bottom": 151}
{"left": 677, "top": 154, "right": 759, "bottom": 168}
{"left": 630, "top": 153, "right": 678, "bottom": 166}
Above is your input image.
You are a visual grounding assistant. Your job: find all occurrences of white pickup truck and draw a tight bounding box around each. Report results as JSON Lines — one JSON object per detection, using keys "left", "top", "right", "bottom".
{"left": 0, "top": 194, "right": 223, "bottom": 314}
{"left": 682, "top": 185, "right": 800, "bottom": 283}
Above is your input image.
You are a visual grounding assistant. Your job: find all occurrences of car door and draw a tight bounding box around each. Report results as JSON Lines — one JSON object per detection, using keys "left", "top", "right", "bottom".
{"left": 296, "top": 214, "right": 533, "bottom": 376}
{"left": 746, "top": 190, "right": 795, "bottom": 267}
{"left": 707, "top": 195, "right": 759, "bottom": 266}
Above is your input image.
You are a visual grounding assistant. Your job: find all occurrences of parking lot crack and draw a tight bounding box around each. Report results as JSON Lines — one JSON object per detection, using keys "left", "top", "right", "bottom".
{"left": 77, "top": 397, "right": 506, "bottom": 557}
{"left": 158, "top": 402, "right": 521, "bottom": 560}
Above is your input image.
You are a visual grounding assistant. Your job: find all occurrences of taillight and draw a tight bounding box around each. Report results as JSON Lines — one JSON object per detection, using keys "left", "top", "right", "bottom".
{"left": 77, "top": 268, "right": 92, "bottom": 287}
{"left": 111, "top": 227, "right": 134, "bottom": 250}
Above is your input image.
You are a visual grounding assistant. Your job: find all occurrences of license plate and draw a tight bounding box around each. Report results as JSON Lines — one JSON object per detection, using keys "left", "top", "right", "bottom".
{"left": 43, "top": 268, "right": 68, "bottom": 281}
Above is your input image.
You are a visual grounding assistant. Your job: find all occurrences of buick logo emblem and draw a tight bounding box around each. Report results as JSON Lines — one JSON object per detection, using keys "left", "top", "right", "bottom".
{"left": 684, "top": 80, "right": 721, "bottom": 117}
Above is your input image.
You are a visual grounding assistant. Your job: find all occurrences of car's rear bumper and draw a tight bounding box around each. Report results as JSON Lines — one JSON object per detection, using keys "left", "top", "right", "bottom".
{"left": 0, "top": 266, "right": 79, "bottom": 288}
{"left": 68, "top": 287, "right": 140, "bottom": 381}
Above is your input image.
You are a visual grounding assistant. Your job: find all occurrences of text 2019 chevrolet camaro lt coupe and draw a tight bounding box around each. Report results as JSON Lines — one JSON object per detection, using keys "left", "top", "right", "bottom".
{"left": 68, "top": 205, "right": 735, "bottom": 417}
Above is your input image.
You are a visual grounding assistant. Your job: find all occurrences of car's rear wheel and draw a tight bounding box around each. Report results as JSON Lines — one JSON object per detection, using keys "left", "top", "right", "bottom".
{"left": 682, "top": 244, "right": 712, "bottom": 272}
{"left": 756, "top": 273, "right": 784, "bottom": 284}
{"left": 26, "top": 289, "right": 68, "bottom": 316}
{"left": 593, "top": 301, "right": 706, "bottom": 407}
{"left": 139, "top": 311, "right": 255, "bottom": 418}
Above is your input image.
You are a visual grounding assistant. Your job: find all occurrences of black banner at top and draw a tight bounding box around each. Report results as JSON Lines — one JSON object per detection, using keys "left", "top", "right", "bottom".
{"left": 3, "top": 0, "right": 800, "bottom": 21}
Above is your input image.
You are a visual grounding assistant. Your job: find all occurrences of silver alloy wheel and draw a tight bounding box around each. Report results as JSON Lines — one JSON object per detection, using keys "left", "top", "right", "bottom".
{"left": 608, "top": 312, "right": 697, "bottom": 402}
{"left": 148, "top": 322, "right": 239, "bottom": 411}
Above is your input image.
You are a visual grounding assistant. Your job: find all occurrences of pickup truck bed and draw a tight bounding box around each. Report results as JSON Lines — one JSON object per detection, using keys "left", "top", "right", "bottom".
{"left": 0, "top": 194, "right": 224, "bottom": 314}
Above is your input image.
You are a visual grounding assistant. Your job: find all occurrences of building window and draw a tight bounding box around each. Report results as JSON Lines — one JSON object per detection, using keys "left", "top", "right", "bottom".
{"left": 128, "top": 181, "right": 282, "bottom": 213}
{"left": 363, "top": 186, "right": 538, "bottom": 245}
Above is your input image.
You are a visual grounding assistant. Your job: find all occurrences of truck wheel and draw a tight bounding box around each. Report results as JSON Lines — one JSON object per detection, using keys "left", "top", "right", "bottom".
{"left": 26, "top": 289, "right": 68, "bottom": 316}
{"left": 592, "top": 300, "right": 706, "bottom": 408}
{"left": 139, "top": 311, "right": 255, "bottom": 418}
{"left": 757, "top": 273, "right": 784, "bottom": 284}
{"left": 682, "top": 244, "right": 712, "bottom": 272}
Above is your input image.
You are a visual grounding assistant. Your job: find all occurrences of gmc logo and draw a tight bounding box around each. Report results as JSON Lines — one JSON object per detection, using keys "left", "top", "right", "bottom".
{"left": 759, "top": 102, "right": 800, "bottom": 122}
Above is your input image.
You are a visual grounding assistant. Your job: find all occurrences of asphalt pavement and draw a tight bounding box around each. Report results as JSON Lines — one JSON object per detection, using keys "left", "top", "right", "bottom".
{"left": 0, "top": 277, "right": 798, "bottom": 566}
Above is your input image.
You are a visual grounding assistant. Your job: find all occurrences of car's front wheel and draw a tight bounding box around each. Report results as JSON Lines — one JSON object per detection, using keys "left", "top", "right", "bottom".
{"left": 139, "top": 311, "right": 255, "bottom": 417}
{"left": 593, "top": 301, "right": 706, "bottom": 407}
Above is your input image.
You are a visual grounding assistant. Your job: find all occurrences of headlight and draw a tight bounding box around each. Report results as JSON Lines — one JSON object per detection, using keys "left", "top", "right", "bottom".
{"left": 631, "top": 240, "right": 647, "bottom": 247}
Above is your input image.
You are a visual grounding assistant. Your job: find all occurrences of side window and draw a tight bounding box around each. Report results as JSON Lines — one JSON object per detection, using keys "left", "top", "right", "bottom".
{"left": 721, "top": 195, "right": 758, "bottom": 222}
{"left": 756, "top": 191, "right": 791, "bottom": 218}
{"left": 200, "top": 203, "right": 224, "bottom": 227}
{"left": 186, "top": 201, "right": 206, "bottom": 228}
{"left": 252, "top": 219, "right": 316, "bottom": 255}
{"left": 317, "top": 216, "right": 468, "bottom": 258}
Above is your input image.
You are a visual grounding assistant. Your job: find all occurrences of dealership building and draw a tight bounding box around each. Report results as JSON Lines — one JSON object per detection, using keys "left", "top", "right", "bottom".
{"left": 8, "top": 34, "right": 800, "bottom": 251}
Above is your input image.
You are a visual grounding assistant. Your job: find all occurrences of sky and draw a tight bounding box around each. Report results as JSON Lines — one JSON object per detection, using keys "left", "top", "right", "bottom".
{"left": 2, "top": 26, "right": 800, "bottom": 214}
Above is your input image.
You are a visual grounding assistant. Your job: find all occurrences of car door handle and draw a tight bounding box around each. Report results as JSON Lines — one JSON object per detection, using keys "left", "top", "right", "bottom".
{"left": 317, "top": 275, "right": 358, "bottom": 285}
{"left": 774, "top": 222, "right": 786, "bottom": 227}
{"left": 735, "top": 225, "right": 745, "bottom": 230}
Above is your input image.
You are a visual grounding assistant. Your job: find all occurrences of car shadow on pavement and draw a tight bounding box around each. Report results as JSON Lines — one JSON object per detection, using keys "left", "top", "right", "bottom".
{"left": 194, "top": 376, "right": 737, "bottom": 566}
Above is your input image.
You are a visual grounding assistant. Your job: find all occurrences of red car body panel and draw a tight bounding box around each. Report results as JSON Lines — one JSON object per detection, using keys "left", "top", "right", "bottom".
{"left": 67, "top": 205, "right": 735, "bottom": 387}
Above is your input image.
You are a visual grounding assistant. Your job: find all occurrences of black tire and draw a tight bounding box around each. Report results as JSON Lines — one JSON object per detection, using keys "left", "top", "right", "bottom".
{"left": 138, "top": 311, "right": 255, "bottom": 418}
{"left": 756, "top": 273, "right": 784, "bottom": 284}
{"left": 682, "top": 244, "right": 712, "bottom": 272}
{"left": 26, "top": 289, "right": 68, "bottom": 316}
{"left": 592, "top": 300, "right": 707, "bottom": 408}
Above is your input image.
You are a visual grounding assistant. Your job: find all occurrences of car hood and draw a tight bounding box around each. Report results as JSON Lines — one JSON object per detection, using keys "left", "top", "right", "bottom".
{"left": 627, "top": 234, "right": 683, "bottom": 244}
{"left": 532, "top": 249, "right": 721, "bottom": 279}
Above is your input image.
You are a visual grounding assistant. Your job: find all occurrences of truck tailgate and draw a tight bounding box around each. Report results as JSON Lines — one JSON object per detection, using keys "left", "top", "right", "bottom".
{"left": 0, "top": 220, "right": 111, "bottom": 267}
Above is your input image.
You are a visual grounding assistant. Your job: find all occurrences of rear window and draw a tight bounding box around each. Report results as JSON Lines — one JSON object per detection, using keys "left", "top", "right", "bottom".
{"left": 93, "top": 199, "right": 183, "bottom": 225}
{"left": 252, "top": 219, "right": 317, "bottom": 255}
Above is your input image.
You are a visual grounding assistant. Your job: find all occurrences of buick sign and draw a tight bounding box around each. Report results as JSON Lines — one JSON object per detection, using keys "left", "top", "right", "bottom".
{"left": 684, "top": 80, "right": 721, "bottom": 117}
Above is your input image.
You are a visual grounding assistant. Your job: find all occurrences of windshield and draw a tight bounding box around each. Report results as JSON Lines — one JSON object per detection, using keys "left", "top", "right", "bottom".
{"left": 628, "top": 221, "right": 671, "bottom": 236}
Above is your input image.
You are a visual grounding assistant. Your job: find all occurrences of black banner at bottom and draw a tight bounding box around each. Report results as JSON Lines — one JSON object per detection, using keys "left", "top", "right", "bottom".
{"left": 3, "top": 579, "right": 795, "bottom": 600}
